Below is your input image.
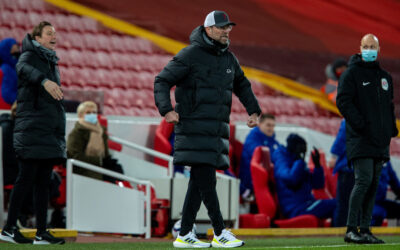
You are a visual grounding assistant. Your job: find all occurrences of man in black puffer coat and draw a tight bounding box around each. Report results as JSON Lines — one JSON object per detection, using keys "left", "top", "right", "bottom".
{"left": 337, "top": 34, "right": 398, "bottom": 245}
{"left": 0, "top": 21, "right": 65, "bottom": 245}
{"left": 155, "top": 11, "right": 261, "bottom": 248}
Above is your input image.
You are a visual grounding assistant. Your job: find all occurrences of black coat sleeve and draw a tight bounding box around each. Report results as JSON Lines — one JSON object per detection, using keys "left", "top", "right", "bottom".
{"left": 154, "top": 49, "right": 191, "bottom": 116}
{"left": 336, "top": 69, "right": 366, "bottom": 132}
{"left": 16, "top": 51, "right": 46, "bottom": 87}
{"left": 232, "top": 54, "right": 261, "bottom": 116}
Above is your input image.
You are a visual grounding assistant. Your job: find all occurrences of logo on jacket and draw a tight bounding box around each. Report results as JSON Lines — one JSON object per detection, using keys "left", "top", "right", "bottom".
{"left": 226, "top": 69, "right": 232, "bottom": 74}
{"left": 381, "top": 78, "right": 389, "bottom": 91}
{"left": 362, "top": 82, "right": 370, "bottom": 86}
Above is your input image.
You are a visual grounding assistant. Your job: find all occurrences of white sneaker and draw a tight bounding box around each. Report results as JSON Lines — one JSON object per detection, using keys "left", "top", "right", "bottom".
{"left": 212, "top": 229, "right": 244, "bottom": 248}
{"left": 173, "top": 231, "right": 211, "bottom": 248}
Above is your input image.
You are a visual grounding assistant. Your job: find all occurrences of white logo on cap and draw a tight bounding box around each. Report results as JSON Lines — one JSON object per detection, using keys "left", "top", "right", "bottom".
{"left": 226, "top": 69, "right": 231, "bottom": 74}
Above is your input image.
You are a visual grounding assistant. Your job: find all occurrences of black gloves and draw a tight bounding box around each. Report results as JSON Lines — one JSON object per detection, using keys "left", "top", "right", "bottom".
{"left": 311, "top": 147, "right": 321, "bottom": 168}
{"left": 294, "top": 143, "right": 307, "bottom": 160}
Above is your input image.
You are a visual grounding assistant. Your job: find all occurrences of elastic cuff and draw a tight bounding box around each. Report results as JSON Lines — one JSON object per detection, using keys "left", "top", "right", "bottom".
{"left": 41, "top": 78, "right": 48, "bottom": 86}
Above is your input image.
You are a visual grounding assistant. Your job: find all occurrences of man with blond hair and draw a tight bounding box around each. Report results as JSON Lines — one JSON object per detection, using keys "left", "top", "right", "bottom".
{"left": 337, "top": 34, "right": 397, "bottom": 244}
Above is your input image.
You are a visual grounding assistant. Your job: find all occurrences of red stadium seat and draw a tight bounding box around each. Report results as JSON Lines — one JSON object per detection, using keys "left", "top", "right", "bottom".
{"left": 308, "top": 149, "right": 337, "bottom": 199}
{"left": 0, "top": 0, "right": 17, "bottom": 11}
{"left": 153, "top": 119, "right": 174, "bottom": 168}
{"left": 249, "top": 146, "right": 321, "bottom": 228}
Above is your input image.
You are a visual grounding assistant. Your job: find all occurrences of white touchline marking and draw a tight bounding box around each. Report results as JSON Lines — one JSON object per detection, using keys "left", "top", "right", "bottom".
{"left": 244, "top": 242, "right": 400, "bottom": 249}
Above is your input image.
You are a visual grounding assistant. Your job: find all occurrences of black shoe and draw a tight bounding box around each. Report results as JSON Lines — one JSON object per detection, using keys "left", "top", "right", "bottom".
{"left": 344, "top": 231, "right": 366, "bottom": 244}
{"left": 0, "top": 226, "right": 33, "bottom": 244}
{"left": 34, "top": 230, "right": 65, "bottom": 245}
{"left": 361, "top": 231, "right": 385, "bottom": 244}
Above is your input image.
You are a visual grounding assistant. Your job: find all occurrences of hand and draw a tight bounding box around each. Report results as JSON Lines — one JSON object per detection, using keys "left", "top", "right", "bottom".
{"left": 311, "top": 147, "right": 321, "bottom": 168}
{"left": 165, "top": 110, "right": 179, "bottom": 124}
{"left": 43, "top": 80, "right": 63, "bottom": 100}
{"left": 327, "top": 156, "right": 337, "bottom": 169}
{"left": 294, "top": 143, "right": 306, "bottom": 160}
{"left": 247, "top": 113, "right": 259, "bottom": 128}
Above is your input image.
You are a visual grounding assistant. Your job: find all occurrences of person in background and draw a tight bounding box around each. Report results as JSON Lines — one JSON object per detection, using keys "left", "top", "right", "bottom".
{"left": 0, "top": 21, "right": 65, "bottom": 245}
{"left": 329, "top": 119, "right": 354, "bottom": 227}
{"left": 272, "top": 133, "right": 336, "bottom": 221}
{"left": 239, "top": 113, "right": 280, "bottom": 201}
{"left": 336, "top": 34, "right": 397, "bottom": 244}
{"left": 67, "top": 101, "right": 123, "bottom": 181}
{"left": 0, "top": 38, "right": 20, "bottom": 107}
{"left": 321, "top": 58, "right": 347, "bottom": 104}
{"left": 330, "top": 120, "right": 400, "bottom": 227}
{"left": 371, "top": 161, "right": 400, "bottom": 226}
{"left": 0, "top": 102, "right": 18, "bottom": 186}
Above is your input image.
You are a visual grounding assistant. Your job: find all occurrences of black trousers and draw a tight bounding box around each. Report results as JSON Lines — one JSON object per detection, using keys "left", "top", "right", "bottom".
{"left": 347, "top": 158, "right": 383, "bottom": 229}
{"left": 6, "top": 159, "right": 53, "bottom": 233}
{"left": 180, "top": 166, "right": 225, "bottom": 236}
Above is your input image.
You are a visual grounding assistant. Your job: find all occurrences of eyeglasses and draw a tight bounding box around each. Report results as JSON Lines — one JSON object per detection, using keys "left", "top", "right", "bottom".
{"left": 214, "top": 25, "right": 233, "bottom": 31}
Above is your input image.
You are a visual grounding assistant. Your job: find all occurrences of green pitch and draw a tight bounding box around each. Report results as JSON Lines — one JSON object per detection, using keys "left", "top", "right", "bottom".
{"left": 1, "top": 236, "right": 400, "bottom": 249}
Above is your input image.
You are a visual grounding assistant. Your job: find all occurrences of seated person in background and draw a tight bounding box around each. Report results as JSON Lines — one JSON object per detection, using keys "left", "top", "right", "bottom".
{"left": 329, "top": 119, "right": 354, "bottom": 227}
{"left": 371, "top": 161, "right": 400, "bottom": 226}
{"left": 321, "top": 58, "right": 347, "bottom": 104}
{"left": 272, "top": 133, "right": 336, "bottom": 221}
{"left": 67, "top": 101, "right": 123, "bottom": 181}
{"left": 240, "top": 113, "right": 280, "bottom": 200}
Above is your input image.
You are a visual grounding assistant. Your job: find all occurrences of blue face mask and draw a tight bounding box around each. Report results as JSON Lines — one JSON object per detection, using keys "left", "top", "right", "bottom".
{"left": 361, "top": 49, "right": 378, "bottom": 62}
{"left": 84, "top": 113, "right": 98, "bottom": 124}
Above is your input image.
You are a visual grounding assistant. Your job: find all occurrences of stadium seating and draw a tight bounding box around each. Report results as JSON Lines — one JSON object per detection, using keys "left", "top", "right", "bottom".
{"left": 308, "top": 150, "right": 337, "bottom": 199}
{"left": 0, "top": 0, "right": 347, "bottom": 138}
{"left": 247, "top": 146, "right": 321, "bottom": 228}
{"left": 153, "top": 119, "right": 174, "bottom": 168}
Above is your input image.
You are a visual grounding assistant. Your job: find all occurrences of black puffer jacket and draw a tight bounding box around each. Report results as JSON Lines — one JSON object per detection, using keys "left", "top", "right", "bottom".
{"left": 154, "top": 26, "right": 261, "bottom": 169}
{"left": 13, "top": 34, "right": 66, "bottom": 161}
{"left": 336, "top": 54, "right": 397, "bottom": 162}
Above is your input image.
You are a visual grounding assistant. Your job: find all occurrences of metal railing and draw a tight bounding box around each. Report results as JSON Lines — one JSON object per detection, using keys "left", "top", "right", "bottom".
{"left": 109, "top": 135, "right": 236, "bottom": 181}
{"left": 109, "top": 136, "right": 174, "bottom": 178}
{"left": 66, "top": 159, "right": 152, "bottom": 238}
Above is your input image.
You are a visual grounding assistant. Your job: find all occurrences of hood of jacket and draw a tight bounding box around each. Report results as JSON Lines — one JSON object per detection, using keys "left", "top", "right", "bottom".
{"left": 0, "top": 38, "right": 18, "bottom": 67}
{"left": 348, "top": 53, "right": 380, "bottom": 69}
{"left": 21, "top": 34, "right": 59, "bottom": 64}
{"left": 189, "top": 25, "right": 229, "bottom": 55}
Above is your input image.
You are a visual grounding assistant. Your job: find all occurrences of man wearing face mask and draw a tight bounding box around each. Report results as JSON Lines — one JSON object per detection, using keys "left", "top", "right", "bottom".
{"left": 155, "top": 10, "right": 261, "bottom": 248}
{"left": 272, "top": 134, "right": 336, "bottom": 221}
{"left": 0, "top": 38, "right": 20, "bottom": 106}
{"left": 67, "top": 101, "right": 123, "bottom": 180}
{"left": 337, "top": 34, "right": 398, "bottom": 244}
{"left": 0, "top": 21, "right": 65, "bottom": 245}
